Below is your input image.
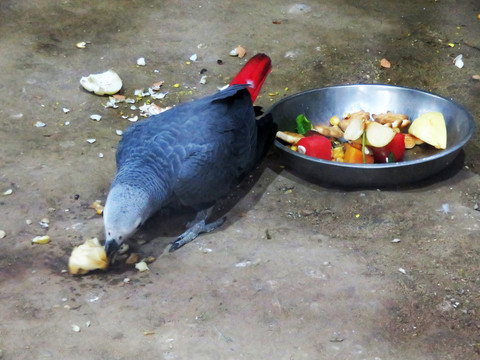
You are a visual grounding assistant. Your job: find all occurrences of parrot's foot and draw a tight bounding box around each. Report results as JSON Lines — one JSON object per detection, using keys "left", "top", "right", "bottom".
{"left": 169, "top": 217, "right": 225, "bottom": 252}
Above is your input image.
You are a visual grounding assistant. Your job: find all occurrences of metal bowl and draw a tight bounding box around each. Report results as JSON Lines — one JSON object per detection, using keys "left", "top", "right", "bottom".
{"left": 266, "top": 84, "right": 475, "bottom": 187}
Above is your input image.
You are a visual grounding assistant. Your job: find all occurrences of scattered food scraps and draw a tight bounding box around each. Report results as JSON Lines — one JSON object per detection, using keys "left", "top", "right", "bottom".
{"left": 72, "top": 324, "right": 81, "bottom": 332}
{"left": 35, "top": 121, "right": 46, "bottom": 128}
{"left": 135, "top": 261, "right": 149, "bottom": 272}
{"left": 0, "top": 230, "right": 6, "bottom": 239}
{"left": 229, "top": 46, "right": 246, "bottom": 58}
{"left": 380, "top": 58, "right": 391, "bottom": 68}
{"left": 136, "top": 57, "right": 146, "bottom": 66}
{"left": 2, "top": 189, "right": 13, "bottom": 196}
{"left": 75, "top": 41, "right": 87, "bottom": 49}
{"left": 113, "top": 94, "right": 126, "bottom": 102}
{"left": 189, "top": 54, "right": 198, "bottom": 62}
{"left": 90, "top": 114, "right": 102, "bottom": 121}
{"left": 441, "top": 203, "right": 450, "bottom": 214}
{"left": 90, "top": 200, "right": 104, "bottom": 215}
{"left": 68, "top": 238, "right": 108, "bottom": 275}
{"left": 145, "top": 256, "right": 156, "bottom": 263}
{"left": 150, "top": 91, "right": 168, "bottom": 100}
{"left": 151, "top": 81, "right": 164, "bottom": 90}
{"left": 39, "top": 218, "right": 49, "bottom": 228}
{"left": 86, "top": 138, "right": 96, "bottom": 144}
{"left": 473, "top": 74, "right": 480, "bottom": 80}
{"left": 125, "top": 253, "right": 139, "bottom": 265}
{"left": 236, "top": 46, "right": 246, "bottom": 58}
{"left": 454, "top": 54, "right": 464, "bottom": 68}
{"left": 139, "top": 103, "right": 164, "bottom": 117}
{"left": 80, "top": 70, "right": 123, "bottom": 96}
{"left": 32, "top": 235, "right": 50, "bottom": 244}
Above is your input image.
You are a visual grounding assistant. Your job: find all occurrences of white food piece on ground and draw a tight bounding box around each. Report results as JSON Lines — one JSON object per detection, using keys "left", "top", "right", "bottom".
{"left": 408, "top": 112, "right": 447, "bottom": 149}
{"left": 80, "top": 70, "right": 123, "bottom": 96}
{"left": 135, "top": 261, "right": 149, "bottom": 272}
{"left": 72, "top": 324, "right": 81, "bottom": 332}
{"left": 454, "top": 54, "right": 464, "bottom": 69}
{"left": 136, "top": 57, "right": 146, "bottom": 66}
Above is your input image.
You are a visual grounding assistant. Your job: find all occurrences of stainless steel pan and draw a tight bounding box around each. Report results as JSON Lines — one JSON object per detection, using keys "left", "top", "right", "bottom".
{"left": 266, "top": 84, "right": 475, "bottom": 187}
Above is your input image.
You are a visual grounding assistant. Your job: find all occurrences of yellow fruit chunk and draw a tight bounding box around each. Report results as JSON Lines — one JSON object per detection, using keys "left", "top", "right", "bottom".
{"left": 69, "top": 238, "right": 108, "bottom": 275}
{"left": 32, "top": 235, "right": 50, "bottom": 244}
{"left": 408, "top": 112, "right": 447, "bottom": 149}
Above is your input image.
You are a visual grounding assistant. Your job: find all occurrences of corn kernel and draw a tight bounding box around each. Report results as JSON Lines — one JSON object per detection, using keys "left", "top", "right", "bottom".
{"left": 330, "top": 116, "right": 340, "bottom": 126}
{"left": 331, "top": 143, "right": 345, "bottom": 162}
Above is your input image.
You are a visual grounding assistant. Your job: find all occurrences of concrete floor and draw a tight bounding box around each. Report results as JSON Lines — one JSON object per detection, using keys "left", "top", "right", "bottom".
{"left": 1, "top": 0, "right": 479, "bottom": 359}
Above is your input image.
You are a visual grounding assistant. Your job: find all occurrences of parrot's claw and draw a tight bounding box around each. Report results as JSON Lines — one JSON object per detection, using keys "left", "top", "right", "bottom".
{"left": 169, "top": 217, "right": 226, "bottom": 252}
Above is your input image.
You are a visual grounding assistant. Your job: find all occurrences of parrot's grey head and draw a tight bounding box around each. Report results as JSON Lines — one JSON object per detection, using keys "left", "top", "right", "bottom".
{"left": 103, "top": 184, "right": 152, "bottom": 258}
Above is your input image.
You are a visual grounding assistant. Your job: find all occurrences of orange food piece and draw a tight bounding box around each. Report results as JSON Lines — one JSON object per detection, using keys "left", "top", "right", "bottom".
{"left": 344, "top": 143, "right": 374, "bottom": 164}
{"left": 380, "top": 58, "right": 391, "bottom": 68}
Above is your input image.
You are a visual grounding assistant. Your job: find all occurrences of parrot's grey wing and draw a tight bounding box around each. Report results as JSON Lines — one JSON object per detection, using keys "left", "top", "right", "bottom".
{"left": 172, "top": 87, "right": 257, "bottom": 209}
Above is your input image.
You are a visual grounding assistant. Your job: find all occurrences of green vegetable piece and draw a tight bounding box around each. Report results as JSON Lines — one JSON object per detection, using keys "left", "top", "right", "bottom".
{"left": 362, "top": 130, "right": 366, "bottom": 163}
{"left": 296, "top": 114, "right": 313, "bottom": 135}
{"left": 387, "top": 152, "right": 395, "bottom": 163}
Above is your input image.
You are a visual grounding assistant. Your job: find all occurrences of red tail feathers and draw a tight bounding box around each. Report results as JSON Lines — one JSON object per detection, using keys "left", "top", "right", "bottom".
{"left": 229, "top": 53, "right": 272, "bottom": 102}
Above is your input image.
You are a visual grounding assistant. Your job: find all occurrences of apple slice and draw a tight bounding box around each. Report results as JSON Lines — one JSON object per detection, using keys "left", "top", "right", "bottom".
{"left": 365, "top": 121, "right": 396, "bottom": 147}
{"left": 408, "top": 112, "right": 447, "bottom": 149}
{"left": 343, "top": 117, "right": 365, "bottom": 141}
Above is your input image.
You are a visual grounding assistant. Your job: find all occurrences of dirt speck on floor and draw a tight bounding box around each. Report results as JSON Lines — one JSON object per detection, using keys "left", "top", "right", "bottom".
{"left": 1, "top": 1, "right": 480, "bottom": 359}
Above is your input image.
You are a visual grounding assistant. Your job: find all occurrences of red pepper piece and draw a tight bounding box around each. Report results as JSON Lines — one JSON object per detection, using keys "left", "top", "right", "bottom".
{"left": 296, "top": 135, "right": 331, "bottom": 160}
{"left": 372, "top": 133, "right": 406, "bottom": 163}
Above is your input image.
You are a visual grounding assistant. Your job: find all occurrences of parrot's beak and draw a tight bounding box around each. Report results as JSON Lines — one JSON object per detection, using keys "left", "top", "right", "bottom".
{"left": 105, "top": 239, "right": 120, "bottom": 259}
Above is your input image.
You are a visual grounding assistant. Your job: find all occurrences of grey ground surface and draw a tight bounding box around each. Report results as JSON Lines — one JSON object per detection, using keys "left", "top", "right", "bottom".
{"left": 1, "top": 1, "right": 479, "bottom": 359}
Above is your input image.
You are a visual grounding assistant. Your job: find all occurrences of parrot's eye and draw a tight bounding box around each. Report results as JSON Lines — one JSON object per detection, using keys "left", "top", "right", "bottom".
{"left": 108, "top": 231, "right": 111, "bottom": 236}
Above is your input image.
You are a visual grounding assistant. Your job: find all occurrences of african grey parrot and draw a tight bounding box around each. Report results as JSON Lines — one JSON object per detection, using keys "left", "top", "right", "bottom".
{"left": 103, "top": 53, "right": 274, "bottom": 257}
